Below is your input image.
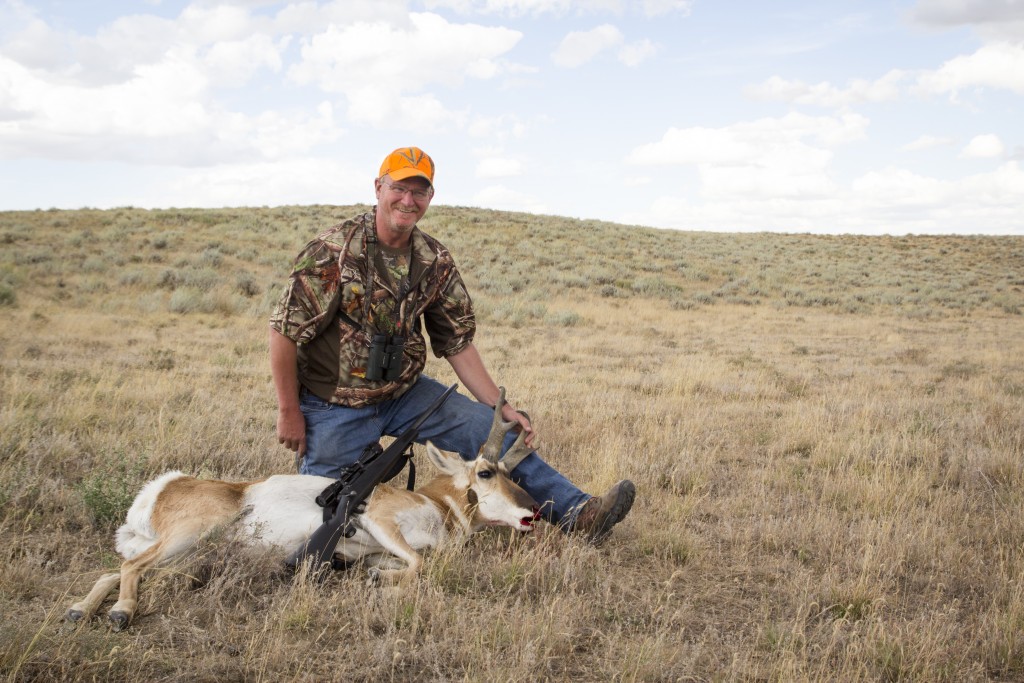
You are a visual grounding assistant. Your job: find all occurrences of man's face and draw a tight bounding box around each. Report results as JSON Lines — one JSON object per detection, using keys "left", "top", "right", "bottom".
{"left": 375, "top": 175, "right": 433, "bottom": 238}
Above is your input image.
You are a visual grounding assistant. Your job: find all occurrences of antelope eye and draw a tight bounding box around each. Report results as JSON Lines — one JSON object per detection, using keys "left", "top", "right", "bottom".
{"left": 478, "top": 469, "right": 494, "bottom": 479}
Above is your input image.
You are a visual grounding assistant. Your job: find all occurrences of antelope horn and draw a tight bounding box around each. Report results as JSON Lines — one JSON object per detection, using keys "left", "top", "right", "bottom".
{"left": 481, "top": 387, "right": 516, "bottom": 463}
{"left": 500, "top": 428, "right": 533, "bottom": 471}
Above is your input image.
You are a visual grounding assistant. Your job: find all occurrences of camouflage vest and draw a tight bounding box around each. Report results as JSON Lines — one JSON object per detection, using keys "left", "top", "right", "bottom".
{"left": 270, "top": 210, "right": 475, "bottom": 407}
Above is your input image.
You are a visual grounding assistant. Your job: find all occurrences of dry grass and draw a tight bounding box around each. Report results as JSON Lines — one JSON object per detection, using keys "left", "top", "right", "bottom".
{"left": 1, "top": 206, "right": 1023, "bottom": 681}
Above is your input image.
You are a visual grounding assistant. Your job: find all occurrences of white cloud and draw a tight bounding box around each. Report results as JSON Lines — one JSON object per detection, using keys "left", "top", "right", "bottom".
{"left": 471, "top": 0, "right": 578, "bottom": 15}
{"left": 203, "top": 34, "right": 288, "bottom": 86}
{"left": 423, "top": 0, "right": 574, "bottom": 16}
{"left": 177, "top": 4, "right": 255, "bottom": 44}
{"left": 0, "top": 10, "right": 181, "bottom": 86}
{"left": 642, "top": 0, "right": 693, "bottom": 18}
{"left": 917, "top": 42, "right": 1024, "bottom": 96}
{"left": 622, "top": 160, "right": 1024, "bottom": 235}
{"left": 630, "top": 126, "right": 748, "bottom": 166}
{"left": 1, "top": 1, "right": 1020, "bottom": 235}
{"left": 752, "top": 42, "right": 1024, "bottom": 110}
{"left": 423, "top": 0, "right": 692, "bottom": 17}
{"left": 0, "top": 50, "right": 340, "bottom": 164}
{"left": 549, "top": 28, "right": 653, "bottom": 67}
{"left": 270, "top": 0, "right": 412, "bottom": 35}
{"left": 473, "top": 184, "right": 546, "bottom": 213}
{"left": 911, "top": 0, "right": 1024, "bottom": 41}
{"left": 1, "top": 48, "right": 209, "bottom": 137}
{"left": 1, "top": 6, "right": 513, "bottom": 150}
{"left": 0, "top": 3, "right": 534, "bottom": 162}
{"left": 618, "top": 39, "right": 657, "bottom": 67}
{"left": 552, "top": 24, "right": 623, "bottom": 68}
{"left": 620, "top": 193, "right": 846, "bottom": 233}
{"left": 960, "top": 133, "right": 1005, "bottom": 158}
{"left": 2, "top": 16, "right": 73, "bottom": 71}
{"left": 290, "top": 13, "right": 522, "bottom": 93}
{"left": 156, "top": 156, "right": 366, "bottom": 208}
{"left": 222, "top": 101, "right": 342, "bottom": 160}
{"left": 851, "top": 166, "right": 950, "bottom": 206}
{"left": 618, "top": 162, "right": 1024, "bottom": 235}
{"left": 345, "top": 87, "right": 465, "bottom": 131}
{"left": 912, "top": 0, "right": 1024, "bottom": 24}
{"left": 0, "top": 3, "right": 335, "bottom": 166}
{"left": 476, "top": 156, "right": 523, "bottom": 178}
{"left": 628, "top": 113, "right": 869, "bottom": 201}
{"left": 901, "top": 134, "right": 956, "bottom": 151}
{"left": 851, "top": 161, "right": 1024, "bottom": 232}
{"left": 975, "top": 160, "right": 1024, "bottom": 196}
{"left": 702, "top": 152, "right": 837, "bottom": 199}
{"left": 624, "top": 175, "right": 652, "bottom": 187}
{"left": 288, "top": 12, "right": 521, "bottom": 129}
{"left": 467, "top": 114, "right": 527, "bottom": 140}
{"left": 746, "top": 70, "right": 907, "bottom": 108}
{"left": 629, "top": 112, "right": 868, "bottom": 165}
{"left": 8, "top": 3, "right": 268, "bottom": 86}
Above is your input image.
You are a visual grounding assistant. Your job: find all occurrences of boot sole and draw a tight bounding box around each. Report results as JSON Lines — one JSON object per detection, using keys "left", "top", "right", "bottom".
{"left": 589, "top": 480, "right": 636, "bottom": 545}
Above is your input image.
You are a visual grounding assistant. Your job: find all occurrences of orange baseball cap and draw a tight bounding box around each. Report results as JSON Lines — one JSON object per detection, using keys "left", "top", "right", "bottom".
{"left": 379, "top": 147, "right": 435, "bottom": 185}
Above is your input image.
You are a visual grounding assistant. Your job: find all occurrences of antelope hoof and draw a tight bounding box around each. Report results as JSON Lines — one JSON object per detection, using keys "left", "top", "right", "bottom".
{"left": 65, "top": 608, "right": 86, "bottom": 623}
{"left": 366, "top": 568, "right": 382, "bottom": 586}
{"left": 108, "top": 611, "right": 131, "bottom": 632}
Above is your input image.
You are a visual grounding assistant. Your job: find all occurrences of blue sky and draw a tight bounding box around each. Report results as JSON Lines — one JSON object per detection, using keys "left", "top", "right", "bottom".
{"left": 1, "top": 0, "right": 1022, "bottom": 234}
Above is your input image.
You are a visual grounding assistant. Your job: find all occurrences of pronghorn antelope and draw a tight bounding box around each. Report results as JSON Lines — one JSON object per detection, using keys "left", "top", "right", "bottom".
{"left": 66, "top": 390, "right": 539, "bottom": 631}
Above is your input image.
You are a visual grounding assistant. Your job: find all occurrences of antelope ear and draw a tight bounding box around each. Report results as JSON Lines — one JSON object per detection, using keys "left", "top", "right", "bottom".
{"left": 425, "top": 441, "right": 462, "bottom": 475}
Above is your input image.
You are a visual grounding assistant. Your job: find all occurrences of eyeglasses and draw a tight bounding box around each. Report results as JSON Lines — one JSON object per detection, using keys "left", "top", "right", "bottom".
{"left": 381, "top": 179, "right": 433, "bottom": 201}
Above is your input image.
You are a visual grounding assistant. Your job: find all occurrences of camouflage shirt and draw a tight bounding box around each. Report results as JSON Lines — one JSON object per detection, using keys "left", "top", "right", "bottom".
{"left": 270, "top": 209, "right": 475, "bottom": 407}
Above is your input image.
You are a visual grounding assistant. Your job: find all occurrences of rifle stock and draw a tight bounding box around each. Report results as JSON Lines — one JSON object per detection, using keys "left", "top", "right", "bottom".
{"left": 284, "top": 492, "right": 356, "bottom": 572}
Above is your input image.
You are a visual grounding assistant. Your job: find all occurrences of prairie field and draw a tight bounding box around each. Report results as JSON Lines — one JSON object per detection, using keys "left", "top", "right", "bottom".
{"left": 1, "top": 205, "right": 1023, "bottom": 682}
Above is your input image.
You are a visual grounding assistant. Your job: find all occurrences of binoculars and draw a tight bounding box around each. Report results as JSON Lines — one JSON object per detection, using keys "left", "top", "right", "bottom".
{"left": 366, "top": 334, "right": 405, "bottom": 382}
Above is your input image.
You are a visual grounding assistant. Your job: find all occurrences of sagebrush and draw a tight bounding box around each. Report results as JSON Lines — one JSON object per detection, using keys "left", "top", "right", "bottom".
{"left": 1, "top": 205, "right": 1022, "bottom": 682}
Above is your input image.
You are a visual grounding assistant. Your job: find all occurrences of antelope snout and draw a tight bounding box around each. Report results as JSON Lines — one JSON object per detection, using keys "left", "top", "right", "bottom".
{"left": 517, "top": 505, "right": 542, "bottom": 532}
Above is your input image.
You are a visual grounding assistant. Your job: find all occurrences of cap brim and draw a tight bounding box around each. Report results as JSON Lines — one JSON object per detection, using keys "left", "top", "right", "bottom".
{"left": 386, "top": 168, "right": 433, "bottom": 185}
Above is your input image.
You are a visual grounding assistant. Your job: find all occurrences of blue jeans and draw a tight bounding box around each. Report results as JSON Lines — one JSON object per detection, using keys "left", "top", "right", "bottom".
{"left": 299, "top": 376, "right": 590, "bottom": 525}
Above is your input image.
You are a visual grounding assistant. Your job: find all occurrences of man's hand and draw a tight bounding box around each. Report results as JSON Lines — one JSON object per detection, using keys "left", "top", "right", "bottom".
{"left": 448, "top": 343, "right": 540, "bottom": 449}
{"left": 277, "top": 406, "right": 307, "bottom": 458}
{"left": 270, "top": 329, "right": 306, "bottom": 459}
{"left": 503, "top": 403, "right": 536, "bottom": 448}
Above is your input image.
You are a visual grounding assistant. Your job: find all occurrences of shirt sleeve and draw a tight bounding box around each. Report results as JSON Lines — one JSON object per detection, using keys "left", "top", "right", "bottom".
{"left": 422, "top": 264, "right": 476, "bottom": 358}
{"left": 269, "top": 238, "right": 342, "bottom": 345}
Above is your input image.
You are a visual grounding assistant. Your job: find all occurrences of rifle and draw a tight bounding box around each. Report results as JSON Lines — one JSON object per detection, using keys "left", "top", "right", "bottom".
{"left": 285, "top": 383, "right": 458, "bottom": 574}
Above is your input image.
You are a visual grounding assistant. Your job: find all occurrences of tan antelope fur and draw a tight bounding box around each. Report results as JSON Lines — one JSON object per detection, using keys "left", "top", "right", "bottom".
{"left": 66, "top": 390, "right": 538, "bottom": 631}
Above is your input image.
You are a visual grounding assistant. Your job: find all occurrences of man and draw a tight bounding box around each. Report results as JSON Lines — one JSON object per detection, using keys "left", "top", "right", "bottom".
{"left": 269, "top": 146, "right": 634, "bottom": 543}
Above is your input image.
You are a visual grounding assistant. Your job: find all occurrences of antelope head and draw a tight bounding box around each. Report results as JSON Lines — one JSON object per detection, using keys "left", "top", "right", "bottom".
{"left": 458, "top": 386, "right": 540, "bottom": 531}
{"left": 425, "top": 387, "right": 540, "bottom": 532}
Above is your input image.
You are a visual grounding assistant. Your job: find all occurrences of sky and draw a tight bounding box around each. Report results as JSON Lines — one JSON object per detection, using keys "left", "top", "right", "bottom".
{"left": 1, "top": 0, "right": 1023, "bottom": 235}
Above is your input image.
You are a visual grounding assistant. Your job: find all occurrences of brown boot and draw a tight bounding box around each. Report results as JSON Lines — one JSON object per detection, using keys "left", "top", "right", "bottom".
{"left": 571, "top": 480, "right": 636, "bottom": 545}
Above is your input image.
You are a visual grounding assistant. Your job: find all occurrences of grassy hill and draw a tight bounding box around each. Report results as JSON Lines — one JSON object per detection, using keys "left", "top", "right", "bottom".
{"left": 1, "top": 206, "right": 1023, "bottom": 681}
{"left": 2, "top": 205, "right": 1022, "bottom": 318}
